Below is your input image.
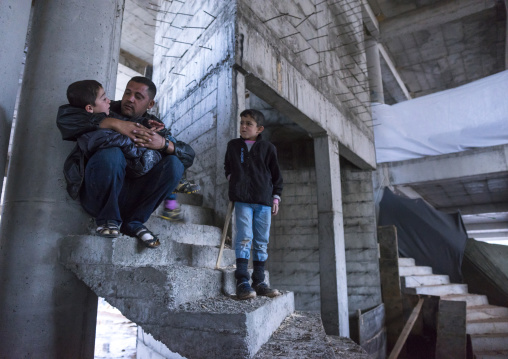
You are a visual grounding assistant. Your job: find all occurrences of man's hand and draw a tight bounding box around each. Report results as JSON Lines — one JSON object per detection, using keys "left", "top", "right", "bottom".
{"left": 135, "top": 131, "right": 174, "bottom": 154}
{"left": 100, "top": 117, "right": 155, "bottom": 141}
{"left": 146, "top": 119, "right": 165, "bottom": 132}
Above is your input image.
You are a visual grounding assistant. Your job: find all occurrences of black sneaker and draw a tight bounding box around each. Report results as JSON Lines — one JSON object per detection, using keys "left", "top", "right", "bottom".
{"left": 160, "top": 207, "right": 184, "bottom": 222}
{"left": 172, "top": 179, "right": 201, "bottom": 194}
{"left": 253, "top": 282, "right": 280, "bottom": 298}
{"left": 236, "top": 282, "right": 256, "bottom": 300}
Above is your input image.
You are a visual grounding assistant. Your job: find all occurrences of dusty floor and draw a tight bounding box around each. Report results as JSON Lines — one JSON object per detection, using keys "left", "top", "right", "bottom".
{"left": 95, "top": 298, "right": 369, "bottom": 359}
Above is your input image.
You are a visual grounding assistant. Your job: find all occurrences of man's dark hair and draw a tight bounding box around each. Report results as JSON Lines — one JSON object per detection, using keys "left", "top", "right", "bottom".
{"left": 66, "top": 80, "right": 103, "bottom": 108}
{"left": 240, "top": 109, "right": 265, "bottom": 127}
{"left": 129, "top": 76, "right": 157, "bottom": 100}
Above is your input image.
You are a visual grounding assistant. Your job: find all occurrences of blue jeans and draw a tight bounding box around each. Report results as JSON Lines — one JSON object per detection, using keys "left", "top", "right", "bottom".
{"left": 234, "top": 202, "right": 272, "bottom": 261}
{"left": 80, "top": 147, "right": 184, "bottom": 235}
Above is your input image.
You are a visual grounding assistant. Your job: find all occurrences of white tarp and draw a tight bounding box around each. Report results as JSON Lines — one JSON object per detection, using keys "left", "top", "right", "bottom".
{"left": 373, "top": 70, "right": 508, "bottom": 163}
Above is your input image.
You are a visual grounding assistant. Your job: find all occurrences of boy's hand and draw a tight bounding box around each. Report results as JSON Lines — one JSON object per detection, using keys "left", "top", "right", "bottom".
{"left": 272, "top": 202, "right": 279, "bottom": 216}
{"left": 100, "top": 118, "right": 155, "bottom": 141}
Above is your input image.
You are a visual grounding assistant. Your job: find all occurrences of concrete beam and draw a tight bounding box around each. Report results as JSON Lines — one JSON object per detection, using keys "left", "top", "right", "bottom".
{"left": 469, "top": 231, "right": 508, "bottom": 239}
{"left": 119, "top": 49, "right": 150, "bottom": 76}
{"left": 380, "top": 0, "right": 497, "bottom": 41}
{"left": 440, "top": 202, "right": 508, "bottom": 215}
{"left": 362, "top": 0, "right": 379, "bottom": 38}
{"left": 465, "top": 222, "right": 508, "bottom": 233}
{"left": 378, "top": 44, "right": 411, "bottom": 101}
{"left": 377, "top": 144, "right": 508, "bottom": 186}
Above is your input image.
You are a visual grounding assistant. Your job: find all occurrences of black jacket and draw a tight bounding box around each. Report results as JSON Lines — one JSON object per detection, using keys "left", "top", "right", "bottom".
{"left": 224, "top": 135, "right": 283, "bottom": 206}
{"left": 77, "top": 129, "right": 162, "bottom": 178}
{"left": 56, "top": 101, "right": 195, "bottom": 199}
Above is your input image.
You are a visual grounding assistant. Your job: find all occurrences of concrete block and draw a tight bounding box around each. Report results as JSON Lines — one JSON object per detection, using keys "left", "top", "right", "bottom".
{"left": 398, "top": 265, "right": 433, "bottom": 276}
{"left": 470, "top": 333, "right": 508, "bottom": 351}
{"left": 467, "top": 318, "right": 508, "bottom": 335}
{"left": 191, "top": 245, "right": 235, "bottom": 269}
{"left": 402, "top": 274, "right": 450, "bottom": 288}
{"left": 142, "top": 292, "right": 295, "bottom": 359}
{"left": 398, "top": 257, "right": 415, "bottom": 266}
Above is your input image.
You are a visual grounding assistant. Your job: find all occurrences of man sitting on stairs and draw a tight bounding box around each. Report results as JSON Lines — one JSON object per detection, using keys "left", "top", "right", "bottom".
{"left": 57, "top": 76, "right": 195, "bottom": 248}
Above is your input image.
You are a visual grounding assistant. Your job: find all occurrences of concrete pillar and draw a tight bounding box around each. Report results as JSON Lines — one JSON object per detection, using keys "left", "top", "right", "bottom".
{"left": 0, "top": 0, "right": 31, "bottom": 194}
{"left": 505, "top": 0, "right": 508, "bottom": 69}
{"left": 0, "top": 1, "right": 123, "bottom": 357}
{"left": 365, "top": 37, "right": 384, "bottom": 104}
{"left": 313, "top": 134, "right": 349, "bottom": 337}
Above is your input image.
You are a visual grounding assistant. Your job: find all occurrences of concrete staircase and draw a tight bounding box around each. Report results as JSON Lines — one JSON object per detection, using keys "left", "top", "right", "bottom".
{"left": 398, "top": 258, "right": 508, "bottom": 358}
{"left": 59, "top": 215, "right": 295, "bottom": 358}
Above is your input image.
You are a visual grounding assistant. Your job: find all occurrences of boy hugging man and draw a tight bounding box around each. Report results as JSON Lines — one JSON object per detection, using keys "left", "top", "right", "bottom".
{"left": 224, "top": 109, "right": 283, "bottom": 300}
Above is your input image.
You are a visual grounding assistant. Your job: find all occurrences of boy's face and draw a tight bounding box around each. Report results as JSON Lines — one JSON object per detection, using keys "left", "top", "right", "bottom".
{"left": 88, "top": 87, "right": 110, "bottom": 115}
{"left": 121, "top": 81, "right": 155, "bottom": 118}
{"left": 240, "top": 115, "right": 264, "bottom": 141}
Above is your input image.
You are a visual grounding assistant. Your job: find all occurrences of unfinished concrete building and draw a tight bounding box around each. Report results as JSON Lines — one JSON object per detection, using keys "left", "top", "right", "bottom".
{"left": 0, "top": 0, "right": 506, "bottom": 358}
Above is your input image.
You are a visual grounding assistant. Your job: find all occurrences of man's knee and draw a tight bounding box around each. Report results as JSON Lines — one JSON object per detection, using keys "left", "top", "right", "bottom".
{"left": 163, "top": 155, "right": 185, "bottom": 180}
{"left": 89, "top": 148, "right": 126, "bottom": 170}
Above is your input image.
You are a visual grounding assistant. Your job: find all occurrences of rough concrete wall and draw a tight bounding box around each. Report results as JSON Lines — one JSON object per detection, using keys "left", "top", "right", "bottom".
{"left": 152, "top": 0, "right": 237, "bottom": 216}
{"left": 269, "top": 167, "right": 320, "bottom": 311}
{"left": 236, "top": 0, "right": 376, "bottom": 169}
{"left": 341, "top": 161, "right": 382, "bottom": 314}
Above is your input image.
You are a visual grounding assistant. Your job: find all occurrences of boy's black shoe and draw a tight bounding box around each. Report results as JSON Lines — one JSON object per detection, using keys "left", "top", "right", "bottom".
{"left": 253, "top": 282, "right": 280, "bottom": 298}
{"left": 236, "top": 282, "right": 256, "bottom": 300}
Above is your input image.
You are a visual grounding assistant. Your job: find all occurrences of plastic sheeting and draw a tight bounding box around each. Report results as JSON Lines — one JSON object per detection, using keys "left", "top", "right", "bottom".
{"left": 373, "top": 70, "right": 508, "bottom": 163}
{"left": 378, "top": 188, "right": 467, "bottom": 283}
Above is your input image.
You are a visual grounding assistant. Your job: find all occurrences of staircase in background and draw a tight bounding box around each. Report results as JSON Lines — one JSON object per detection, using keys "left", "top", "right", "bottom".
{"left": 398, "top": 258, "right": 508, "bottom": 359}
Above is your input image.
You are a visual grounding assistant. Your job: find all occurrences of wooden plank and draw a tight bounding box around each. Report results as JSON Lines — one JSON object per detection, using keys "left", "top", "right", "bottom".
{"left": 435, "top": 300, "right": 467, "bottom": 359}
{"left": 388, "top": 298, "right": 424, "bottom": 359}
{"left": 359, "top": 303, "right": 386, "bottom": 345}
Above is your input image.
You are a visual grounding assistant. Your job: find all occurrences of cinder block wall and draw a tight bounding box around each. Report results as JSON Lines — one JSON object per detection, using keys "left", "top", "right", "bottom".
{"left": 269, "top": 166, "right": 319, "bottom": 310}
{"left": 153, "top": 0, "right": 237, "bottom": 219}
{"left": 341, "top": 161, "right": 382, "bottom": 313}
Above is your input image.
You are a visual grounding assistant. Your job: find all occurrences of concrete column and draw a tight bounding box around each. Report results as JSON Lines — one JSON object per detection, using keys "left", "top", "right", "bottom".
{"left": 365, "top": 37, "right": 384, "bottom": 104}
{"left": 0, "top": 0, "right": 31, "bottom": 194}
{"left": 313, "top": 134, "right": 349, "bottom": 337}
{"left": 505, "top": 0, "right": 508, "bottom": 69}
{"left": 0, "top": 1, "right": 123, "bottom": 357}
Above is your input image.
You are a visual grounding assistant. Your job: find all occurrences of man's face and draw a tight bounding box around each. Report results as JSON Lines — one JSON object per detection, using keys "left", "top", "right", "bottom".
{"left": 121, "top": 81, "right": 154, "bottom": 118}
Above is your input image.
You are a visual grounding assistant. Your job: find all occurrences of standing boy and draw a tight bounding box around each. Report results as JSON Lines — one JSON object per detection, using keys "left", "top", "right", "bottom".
{"left": 224, "top": 109, "right": 283, "bottom": 299}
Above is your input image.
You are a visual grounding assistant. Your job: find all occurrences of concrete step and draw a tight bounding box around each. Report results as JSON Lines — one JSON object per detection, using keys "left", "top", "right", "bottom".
{"left": 60, "top": 235, "right": 226, "bottom": 308}
{"left": 139, "top": 292, "right": 295, "bottom": 359}
{"left": 473, "top": 349, "right": 508, "bottom": 359}
{"left": 398, "top": 265, "right": 433, "bottom": 276}
{"left": 467, "top": 305, "right": 508, "bottom": 321}
{"left": 154, "top": 202, "right": 214, "bottom": 226}
{"left": 177, "top": 192, "right": 204, "bottom": 206}
{"left": 145, "top": 216, "right": 222, "bottom": 246}
{"left": 470, "top": 333, "right": 508, "bottom": 351}
{"left": 467, "top": 317, "right": 508, "bottom": 335}
{"left": 401, "top": 274, "right": 450, "bottom": 288}
{"left": 403, "top": 283, "right": 468, "bottom": 296}
{"left": 398, "top": 257, "right": 415, "bottom": 267}
{"left": 442, "top": 294, "right": 490, "bottom": 307}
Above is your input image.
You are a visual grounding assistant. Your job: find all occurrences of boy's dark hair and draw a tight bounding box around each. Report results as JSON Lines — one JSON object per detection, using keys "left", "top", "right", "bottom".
{"left": 240, "top": 109, "right": 265, "bottom": 127}
{"left": 67, "top": 80, "right": 103, "bottom": 109}
{"left": 129, "top": 76, "right": 157, "bottom": 100}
